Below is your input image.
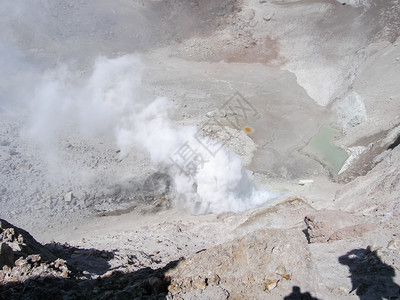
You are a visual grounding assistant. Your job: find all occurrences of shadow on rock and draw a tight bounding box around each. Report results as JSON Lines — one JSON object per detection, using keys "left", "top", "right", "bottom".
{"left": 45, "top": 242, "right": 115, "bottom": 276}
{"left": 0, "top": 218, "right": 181, "bottom": 299}
{"left": 0, "top": 259, "right": 180, "bottom": 300}
{"left": 284, "top": 286, "right": 321, "bottom": 300}
{"left": 339, "top": 247, "right": 400, "bottom": 299}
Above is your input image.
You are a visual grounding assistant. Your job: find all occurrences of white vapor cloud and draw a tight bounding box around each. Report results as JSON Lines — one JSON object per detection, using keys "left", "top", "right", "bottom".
{"left": 26, "top": 54, "right": 274, "bottom": 214}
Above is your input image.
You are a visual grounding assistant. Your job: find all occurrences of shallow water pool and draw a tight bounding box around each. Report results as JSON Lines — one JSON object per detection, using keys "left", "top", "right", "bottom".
{"left": 302, "top": 125, "right": 349, "bottom": 175}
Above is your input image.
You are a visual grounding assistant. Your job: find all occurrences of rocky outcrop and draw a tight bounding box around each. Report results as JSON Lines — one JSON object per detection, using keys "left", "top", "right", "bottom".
{"left": 0, "top": 218, "right": 71, "bottom": 286}
{"left": 0, "top": 218, "right": 172, "bottom": 299}
{"left": 165, "top": 228, "right": 313, "bottom": 299}
{"left": 304, "top": 211, "right": 374, "bottom": 243}
{"left": 0, "top": 219, "right": 56, "bottom": 264}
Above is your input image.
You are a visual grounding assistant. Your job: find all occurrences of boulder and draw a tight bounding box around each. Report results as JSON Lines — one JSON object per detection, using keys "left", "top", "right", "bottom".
{"left": 0, "top": 219, "right": 56, "bottom": 262}
{"left": 304, "top": 210, "right": 372, "bottom": 243}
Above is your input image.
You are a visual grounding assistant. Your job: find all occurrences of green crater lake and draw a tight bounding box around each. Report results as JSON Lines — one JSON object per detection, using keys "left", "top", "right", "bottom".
{"left": 302, "top": 125, "right": 349, "bottom": 175}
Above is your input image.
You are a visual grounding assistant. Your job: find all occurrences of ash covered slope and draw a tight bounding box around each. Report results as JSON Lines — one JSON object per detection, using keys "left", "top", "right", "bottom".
{"left": 1, "top": 148, "right": 400, "bottom": 299}
{"left": 1, "top": 0, "right": 399, "bottom": 233}
{"left": 0, "top": 0, "right": 258, "bottom": 234}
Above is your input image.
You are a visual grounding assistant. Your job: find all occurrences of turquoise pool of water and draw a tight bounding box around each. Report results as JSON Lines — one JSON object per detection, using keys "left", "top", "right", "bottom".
{"left": 302, "top": 125, "right": 349, "bottom": 175}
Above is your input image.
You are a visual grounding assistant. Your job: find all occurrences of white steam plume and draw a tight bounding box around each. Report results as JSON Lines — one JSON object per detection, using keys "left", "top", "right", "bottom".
{"left": 27, "top": 55, "right": 274, "bottom": 214}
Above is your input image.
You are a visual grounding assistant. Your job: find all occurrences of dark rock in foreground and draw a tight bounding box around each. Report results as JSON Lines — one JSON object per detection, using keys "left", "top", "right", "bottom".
{"left": 0, "top": 218, "right": 172, "bottom": 300}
